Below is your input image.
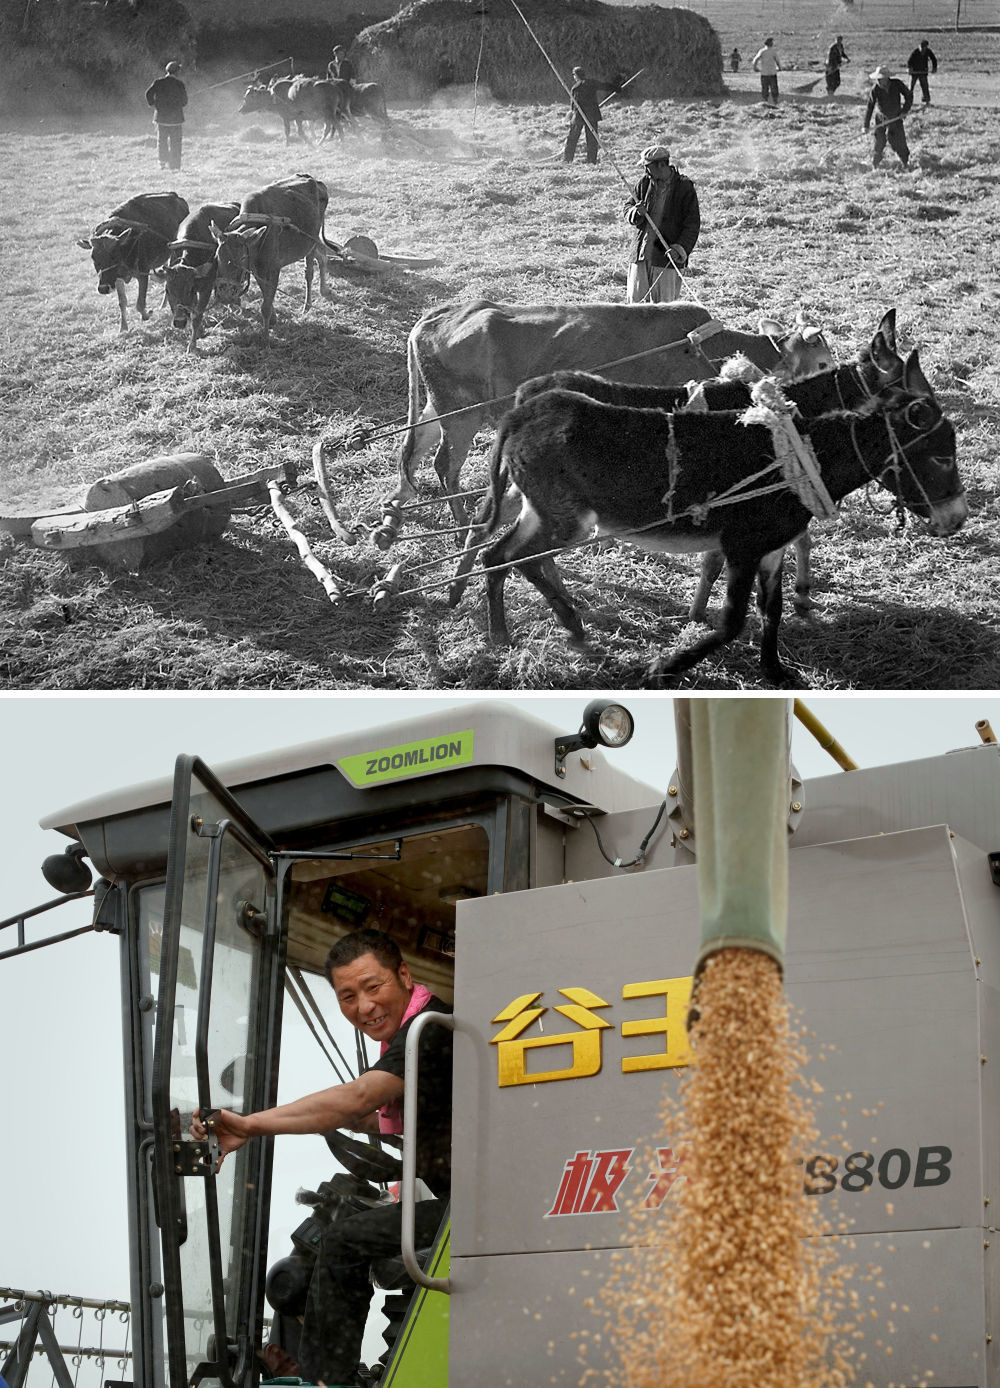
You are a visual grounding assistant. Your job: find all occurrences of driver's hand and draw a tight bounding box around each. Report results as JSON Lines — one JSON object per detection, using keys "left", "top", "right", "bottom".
{"left": 190, "top": 1107, "right": 249, "bottom": 1162}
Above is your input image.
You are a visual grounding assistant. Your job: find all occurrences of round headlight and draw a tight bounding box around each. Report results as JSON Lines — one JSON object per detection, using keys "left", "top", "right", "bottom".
{"left": 583, "top": 700, "right": 635, "bottom": 749}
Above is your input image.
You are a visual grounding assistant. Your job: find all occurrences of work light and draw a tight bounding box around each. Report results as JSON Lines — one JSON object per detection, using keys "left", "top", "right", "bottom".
{"left": 554, "top": 700, "right": 635, "bottom": 776}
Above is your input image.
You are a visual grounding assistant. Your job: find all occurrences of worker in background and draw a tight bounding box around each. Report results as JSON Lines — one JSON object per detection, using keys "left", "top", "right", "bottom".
{"left": 328, "top": 44, "right": 355, "bottom": 84}
{"left": 563, "top": 65, "right": 618, "bottom": 164}
{"left": 864, "top": 64, "right": 913, "bottom": 169}
{"left": 825, "top": 35, "right": 849, "bottom": 95}
{"left": 144, "top": 59, "right": 187, "bottom": 171}
{"left": 752, "top": 36, "right": 782, "bottom": 106}
{"left": 622, "top": 143, "right": 700, "bottom": 303}
{"left": 730, "top": 47, "right": 741, "bottom": 72}
{"left": 907, "top": 38, "right": 938, "bottom": 105}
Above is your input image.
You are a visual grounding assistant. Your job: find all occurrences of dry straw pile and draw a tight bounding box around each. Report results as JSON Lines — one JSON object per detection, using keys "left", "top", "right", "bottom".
{"left": 353, "top": 0, "right": 723, "bottom": 102}
{"left": 0, "top": 0, "right": 195, "bottom": 117}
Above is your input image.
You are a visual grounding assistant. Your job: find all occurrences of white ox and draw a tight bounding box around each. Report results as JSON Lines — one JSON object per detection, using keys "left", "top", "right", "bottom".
{"left": 376, "top": 298, "right": 832, "bottom": 546}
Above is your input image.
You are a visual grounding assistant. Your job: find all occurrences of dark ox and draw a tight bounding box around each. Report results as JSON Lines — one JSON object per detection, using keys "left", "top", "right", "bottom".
{"left": 320, "top": 78, "right": 389, "bottom": 129}
{"left": 475, "top": 352, "right": 967, "bottom": 687}
{"left": 211, "top": 174, "right": 334, "bottom": 343}
{"left": 239, "top": 75, "right": 344, "bottom": 143}
{"left": 377, "top": 299, "right": 833, "bottom": 547}
{"left": 77, "top": 192, "right": 189, "bottom": 333}
{"left": 490, "top": 310, "right": 905, "bottom": 622}
{"left": 344, "top": 80, "right": 389, "bottom": 122}
{"left": 164, "top": 201, "right": 240, "bottom": 351}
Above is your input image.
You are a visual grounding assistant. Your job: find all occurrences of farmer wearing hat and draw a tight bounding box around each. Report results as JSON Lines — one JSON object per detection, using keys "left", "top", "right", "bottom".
{"left": 328, "top": 44, "right": 355, "bottom": 85}
{"left": 144, "top": 60, "right": 187, "bottom": 170}
{"left": 825, "top": 35, "right": 849, "bottom": 95}
{"left": 563, "top": 65, "right": 618, "bottom": 164}
{"left": 864, "top": 65, "right": 913, "bottom": 169}
{"left": 622, "top": 144, "right": 700, "bottom": 303}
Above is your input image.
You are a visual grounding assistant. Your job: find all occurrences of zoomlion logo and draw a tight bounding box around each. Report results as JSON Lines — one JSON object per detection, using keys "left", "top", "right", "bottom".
{"left": 337, "top": 730, "right": 475, "bottom": 787}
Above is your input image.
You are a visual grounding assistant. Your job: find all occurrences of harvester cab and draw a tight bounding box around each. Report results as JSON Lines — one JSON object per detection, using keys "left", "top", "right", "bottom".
{"left": 26, "top": 698, "right": 657, "bottom": 1388}
{"left": 10, "top": 700, "right": 1000, "bottom": 1388}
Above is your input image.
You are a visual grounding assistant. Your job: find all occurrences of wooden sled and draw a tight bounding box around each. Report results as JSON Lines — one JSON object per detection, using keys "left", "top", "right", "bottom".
{"left": 1, "top": 455, "right": 295, "bottom": 570}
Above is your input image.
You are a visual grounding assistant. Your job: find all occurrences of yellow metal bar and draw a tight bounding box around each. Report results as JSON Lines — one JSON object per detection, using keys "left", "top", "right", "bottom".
{"left": 793, "top": 699, "right": 859, "bottom": 771}
{"left": 976, "top": 718, "right": 997, "bottom": 745}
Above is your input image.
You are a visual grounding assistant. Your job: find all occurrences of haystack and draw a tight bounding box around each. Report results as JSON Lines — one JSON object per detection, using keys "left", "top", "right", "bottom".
{"left": 352, "top": 0, "right": 722, "bottom": 103}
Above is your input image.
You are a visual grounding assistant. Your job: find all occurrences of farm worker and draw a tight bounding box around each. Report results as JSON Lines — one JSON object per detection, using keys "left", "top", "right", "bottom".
{"left": 825, "top": 35, "right": 849, "bottom": 95}
{"left": 144, "top": 60, "right": 187, "bottom": 171}
{"left": 191, "top": 928, "right": 452, "bottom": 1388}
{"left": 730, "top": 47, "right": 741, "bottom": 72}
{"left": 907, "top": 38, "right": 938, "bottom": 105}
{"left": 752, "top": 36, "right": 781, "bottom": 106}
{"left": 328, "top": 43, "right": 355, "bottom": 84}
{"left": 864, "top": 65, "right": 913, "bottom": 169}
{"left": 622, "top": 144, "right": 701, "bottom": 303}
{"left": 563, "top": 65, "right": 618, "bottom": 164}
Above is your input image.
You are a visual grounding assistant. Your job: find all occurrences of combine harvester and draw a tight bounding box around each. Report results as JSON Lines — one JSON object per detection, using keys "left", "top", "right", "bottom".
{"left": 2, "top": 698, "right": 998, "bottom": 1386}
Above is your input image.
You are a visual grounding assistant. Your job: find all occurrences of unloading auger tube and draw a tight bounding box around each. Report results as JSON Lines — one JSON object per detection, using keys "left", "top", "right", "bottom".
{"left": 673, "top": 698, "right": 795, "bottom": 982}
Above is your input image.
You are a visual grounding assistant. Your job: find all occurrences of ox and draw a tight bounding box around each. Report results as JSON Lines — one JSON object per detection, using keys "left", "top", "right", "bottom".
{"left": 164, "top": 201, "right": 240, "bottom": 351}
{"left": 322, "top": 78, "right": 389, "bottom": 130}
{"left": 502, "top": 310, "right": 905, "bottom": 621}
{"left": 377, "top": 299, "right": 833, "bottom": 546}
{"left": 211, "top": 174, "right": 334, "bottom": 343}
{"left": 474, "top": 352, "right": 966, "bottom": 687}
{"left": 239, "top": 76, "right": 344, "bottom": 143}
{"left": 345, "top": 80, "right": 389, "bottom": 122}
{"left": 77, "top": 192, "right": 189, "bottom": 333}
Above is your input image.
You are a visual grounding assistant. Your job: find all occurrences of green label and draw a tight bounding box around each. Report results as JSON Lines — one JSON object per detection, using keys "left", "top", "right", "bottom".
{"left": 338, "top": 730, "right": 475, "bottom": 787}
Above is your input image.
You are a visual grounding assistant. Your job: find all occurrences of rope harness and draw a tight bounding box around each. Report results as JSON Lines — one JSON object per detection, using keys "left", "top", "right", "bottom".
{"left": 850, "top": 407, "right": 961, "bottom": 528}
{"left": 361, "top": 393, "right": 960, "bottom": 606}
{"left": 736, "top": 378, "right": 838, "bottom": 521}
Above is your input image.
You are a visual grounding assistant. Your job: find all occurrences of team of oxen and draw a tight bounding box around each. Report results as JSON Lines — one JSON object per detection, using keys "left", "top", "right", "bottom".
{"left": 238, "top": 73, "right": 389, "bottom": 144}
{"left": 78, "top": 175, "right": 340, "bottom": 345}
{"left": 77, "top": 184, "right": 968, "bottom": 684}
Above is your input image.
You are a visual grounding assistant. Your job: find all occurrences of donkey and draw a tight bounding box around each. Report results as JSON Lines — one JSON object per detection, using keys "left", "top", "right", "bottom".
{"left": 449, "top": 311, "right": 904, "bottom": 615}
{"left": 473, "top": 352, "right": 966, "bottom": 687}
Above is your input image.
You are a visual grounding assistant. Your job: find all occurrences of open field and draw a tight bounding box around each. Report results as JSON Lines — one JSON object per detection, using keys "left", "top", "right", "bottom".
{"left": 1, "top": 32, "right": 998, "bottom": 690}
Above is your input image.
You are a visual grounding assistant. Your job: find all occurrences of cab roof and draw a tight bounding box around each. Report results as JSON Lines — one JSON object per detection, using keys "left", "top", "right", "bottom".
{"left": 41, "top": 699, "right": 662, "bottom": 840}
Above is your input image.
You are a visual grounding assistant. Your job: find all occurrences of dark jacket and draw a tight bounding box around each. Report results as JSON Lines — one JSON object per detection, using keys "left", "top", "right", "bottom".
{"left": 623, "top": 169, "right": 701, "bottom": 266}
{"left": 329, "top": 55, "right": 355, "bottom": 83}
{"left": 145, "top": 74, "right": 187, "bottom": 123}
{"left": 826, "top": 40, "right": 848, "bottom": 71}
{"left": 907, "top": 45, "right": 937, "bottom": 75}
{"left": 864, "top": 78, "right": 913, "bottom": 128}
{"left": 568, "top": 76, "right": 615, "bottom": 125}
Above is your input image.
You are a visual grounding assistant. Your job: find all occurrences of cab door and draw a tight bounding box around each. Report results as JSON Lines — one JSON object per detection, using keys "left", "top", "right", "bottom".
{"left": 151, "top": 756, "right": 284, "bottom": 1388}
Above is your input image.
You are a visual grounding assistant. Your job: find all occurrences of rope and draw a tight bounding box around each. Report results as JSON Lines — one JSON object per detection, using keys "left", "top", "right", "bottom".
{"left": 330, "top": 323, "right": 727, "bottom": 453}
{"left": 191, "top": 57, "right": 291, "bottom": 97}
{"left": 379, "top": 463, "right": 800, "bottom": 604}
{"left": 737, "top": 379, "right": 838, "bottom": 520}
{"left": 472, "top": 3, "right": 487, "bottom": 135}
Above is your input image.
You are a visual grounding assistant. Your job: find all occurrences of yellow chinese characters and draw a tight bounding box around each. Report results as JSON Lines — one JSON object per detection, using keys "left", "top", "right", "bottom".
{"left": 489, "top": 988, "right": 611, "bottom": 1086}
{"left": 489, "top": 977, "right": 692, "bottom": 1087}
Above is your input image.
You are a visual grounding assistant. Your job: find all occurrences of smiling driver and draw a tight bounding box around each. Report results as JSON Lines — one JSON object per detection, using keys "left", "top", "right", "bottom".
{"left": 192, "top": 928, "right": 453, "bottom": 1387}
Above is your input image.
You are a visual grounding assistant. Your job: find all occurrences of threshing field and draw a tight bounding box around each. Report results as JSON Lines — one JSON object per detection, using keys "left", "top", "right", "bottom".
{"left": 1, "top": 14, "right": 998, "bottom": 690}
